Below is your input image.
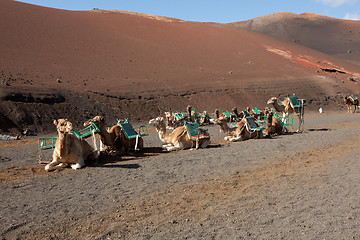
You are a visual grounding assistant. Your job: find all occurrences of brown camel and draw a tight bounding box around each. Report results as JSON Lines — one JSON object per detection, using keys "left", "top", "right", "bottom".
{"left": 164, "top": 111, "right": 183, "bottom": 129}
{"left": 83, "top": 116, "right": 143, "bottom": 155}
{"left": 45, "top": 119, "right": 96, "bottom": 171}
{"left": 148, "top": 116, "right": 210, "bottom": 151}
{"left": 198, "top": 111, "right": 210, "bottom": 126}
{"left": 264, "top": 111, "right": 287, "bottom": 136}
{"left": 214, "top": 115, "right": 263, "bottom": 142}
{"left": 267, "top": 95, "right": 305, "bottom": 132}
{"left": 344, "top": 96, "right": 359, "bottom": 113}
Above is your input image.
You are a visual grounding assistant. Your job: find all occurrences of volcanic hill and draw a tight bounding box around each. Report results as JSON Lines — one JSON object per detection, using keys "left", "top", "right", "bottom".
{"left": 1, "top": 0, "right": 359, "bottom": 133}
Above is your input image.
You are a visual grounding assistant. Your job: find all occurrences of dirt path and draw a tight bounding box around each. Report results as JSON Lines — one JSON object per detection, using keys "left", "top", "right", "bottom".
{"left": 1, "top": 112, "right": 360, "bottom": 239}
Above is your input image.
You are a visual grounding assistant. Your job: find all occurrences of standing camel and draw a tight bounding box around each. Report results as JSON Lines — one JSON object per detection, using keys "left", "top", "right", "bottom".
{"left": 267, "top": 94, "right": 305, "bottom": 132}
{"left": 344, "top": 96, "right": 359, "bottom": 113}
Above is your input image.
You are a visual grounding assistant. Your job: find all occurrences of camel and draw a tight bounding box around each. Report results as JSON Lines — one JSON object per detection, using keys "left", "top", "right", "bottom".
{"left": 45, "top": 119, "right": 96, "bottom": 171}
{"left": 344, "top": 96, "right": 359, "bottom": 113}
{"left": 148, "top": 116, "right": 210, "bottom": 151}
{"left": 83, "top": 116, "right": 143, "bottom": 155}
{"left": 184, "top": 105, "right": 199, "bottom": 123}
{"left": 214, "top": 114, "right": 263, "bottom": 142}
{"left": 264, "top": 111, "right": 287, "bottom": 136}
{"left": 164, "top": 106, "right": 199, "bottom": 129}
{"left": 230, "top": 107, "right": 243, "bottom": 122}
{"left": 164, "top": 111, "right": 184, "bottom": 129}
{"left": 198, "top": 111, "right": 210, "bottom": 126}
{"left": 267, "top": 95, "right": 305, "bottom": 132}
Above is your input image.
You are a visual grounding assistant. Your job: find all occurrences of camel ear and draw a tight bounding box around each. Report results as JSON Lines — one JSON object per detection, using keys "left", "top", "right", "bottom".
{"left": 53, "top": 119, "right": 58, "bottom": 126}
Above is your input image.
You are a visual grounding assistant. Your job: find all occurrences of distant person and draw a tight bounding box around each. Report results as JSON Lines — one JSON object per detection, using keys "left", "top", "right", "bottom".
{"left": 319, "top": 107, "right": 323, "bottom": 114}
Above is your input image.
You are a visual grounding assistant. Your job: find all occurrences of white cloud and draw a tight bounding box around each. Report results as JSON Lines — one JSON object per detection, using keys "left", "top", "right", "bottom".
{"left": 344, "top": 13, "right": 360, "bottom": 20}
{"left": 316, "top": 0, "right": 357, "bottom": 7}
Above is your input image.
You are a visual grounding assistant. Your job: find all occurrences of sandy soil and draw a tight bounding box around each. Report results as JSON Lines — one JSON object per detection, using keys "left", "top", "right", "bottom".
{"left": 1, "top": 111, "right": 360, "bottom": 239}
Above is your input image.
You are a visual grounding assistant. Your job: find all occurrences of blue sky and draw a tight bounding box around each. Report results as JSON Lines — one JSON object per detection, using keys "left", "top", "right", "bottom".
{"left": 16, "top": 0, "right": 360, "bottom": 23}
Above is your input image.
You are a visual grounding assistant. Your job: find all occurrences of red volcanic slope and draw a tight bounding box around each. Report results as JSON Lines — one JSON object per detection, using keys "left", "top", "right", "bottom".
{"left": 1, "top": 0, "right": 359, "bottom": 96}
{"left": 230, "top": 12, "right": 360, "bottom": 63}
{"left": 1, "top": 0, "right": 360, "bottom": 133}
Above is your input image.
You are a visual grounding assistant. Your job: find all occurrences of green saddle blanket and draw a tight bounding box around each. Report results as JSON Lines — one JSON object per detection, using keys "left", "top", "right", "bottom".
{"left": 185, "top": 122, "right": 209, "bottom": 140}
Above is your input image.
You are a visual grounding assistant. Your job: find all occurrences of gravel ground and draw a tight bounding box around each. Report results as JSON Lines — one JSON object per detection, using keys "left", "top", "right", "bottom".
{"left": 1, "top": 111, "right": 360, "bottom": 239}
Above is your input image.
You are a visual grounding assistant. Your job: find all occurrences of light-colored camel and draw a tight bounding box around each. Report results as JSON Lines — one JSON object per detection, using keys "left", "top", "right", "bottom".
{"left": 344, "top": 96, "right": 359, "bottom": 113}
{"left": 214, "top": 115, "right": 263, "bottom": 142}
{"left": 45, "top": 119, "right": 96, "bottom": 171}
{"left": 83, "top": 116, "right": 143, "bottom": 155}
{"left": 264, "top": 111, "right": 287, "bottom": 136}
{"left": 148, "top": 116, "right": 210, "bottom": 151}
{"left": 267, "top": 96, "right": 305, "bottom": 132}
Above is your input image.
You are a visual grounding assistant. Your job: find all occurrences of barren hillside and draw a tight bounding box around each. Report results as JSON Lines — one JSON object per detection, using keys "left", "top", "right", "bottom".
{"left": 1, "top": 1, "right": 359, "bottom": 133}
{"left": 230, "top": 12, "right": 360, "bottom": 63}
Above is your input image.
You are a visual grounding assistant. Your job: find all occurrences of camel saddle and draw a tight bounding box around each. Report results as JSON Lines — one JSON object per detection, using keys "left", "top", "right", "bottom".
{"left": 243, "top": 111, "right": 264, "bottom": 130}
{"left": 38, "top": 122, "right": 101, "bottom": 150}
{"left": 288, "top": 94, "right": 306, "bottom": 108}
{"left": 184, "top": 122, "right": 210, "bottom": 141}
{"left": 350, "top": 95, "right": 358, "bottom": 101}
{"left": 117, "top": 119, "right": 148, "bottom": 139}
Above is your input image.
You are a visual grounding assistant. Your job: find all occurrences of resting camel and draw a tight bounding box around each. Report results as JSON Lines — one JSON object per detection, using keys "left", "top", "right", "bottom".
{"left": 148, "top": 116, "right": 210, "bottom": 151}
{"left": 264, "top": 111, "right": 287, "bottom": 136}
{"left": 83, "top": 116, "right": 143, "bottom": 155}
{"left": 45, "top": 119, "right": 96, "bottom": 171}
{"left": 267, "top": 96, "right": 305, "bottom": 132}
{"left": 344, "top": 96, "right": 359, "bottom": 113}
{"left": 214, "top": 115, "right": 263, "bottom": 142}
{"left": 199, "top": 111, "right": 210, "bottom": 126}
{"left": 164, "top": 112, "right": 177, "bottom": 129}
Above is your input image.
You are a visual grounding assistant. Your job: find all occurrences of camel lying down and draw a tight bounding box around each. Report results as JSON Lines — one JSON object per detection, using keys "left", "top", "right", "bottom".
{"left": 45, "top": 119, "right": 97, "bottom": 171}
{"left": 83, "top": 116, "right": 144, "bottom": 155}
{"left": 214, "top": 115, "right": 263, "bottom": 142}
{"left": 149, "top": 117, "right": 210, "bottom": 151}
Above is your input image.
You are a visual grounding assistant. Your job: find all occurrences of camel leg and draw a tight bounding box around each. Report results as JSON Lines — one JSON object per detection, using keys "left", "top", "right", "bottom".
{"left": 229, "top": 137, "right": 242, "bottom": 142}
{"left": 166, "top": 141, "right": 184, "bottom": 151}
{"left": 162, "top": 144, "right": 172, "bottom": 149}
{"left": 45, "top": 159, "right": 68, "bottom": 171}
{"left": 70, "top": 158, "right": 85, "bottom": 170}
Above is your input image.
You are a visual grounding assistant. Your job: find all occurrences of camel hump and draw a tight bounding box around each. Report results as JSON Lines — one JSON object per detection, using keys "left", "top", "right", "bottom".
{"left": 350, "top": 95, "right": 358, "bottom": 102}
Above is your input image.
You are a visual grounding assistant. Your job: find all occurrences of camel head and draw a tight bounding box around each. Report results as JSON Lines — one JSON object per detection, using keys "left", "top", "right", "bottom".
{"left": 215, "top": 109, "right": 220, "bottom": 119}
{"left": 267, "top": 97, "right": 278, "bottom": 105}
{"left": 54, "top": 119, "right": 72, "bottom": 133}
{"left": 84, "top": 116, "right": 105, "bottom": 128}
{"left": 164, "top": 112, "right": 172, "bottom": 118}
{"left": 149, "top": 117, "right": 166, "bottom": 132}
{"left": 213, "top": 115, "right": 228, "bottom": 126}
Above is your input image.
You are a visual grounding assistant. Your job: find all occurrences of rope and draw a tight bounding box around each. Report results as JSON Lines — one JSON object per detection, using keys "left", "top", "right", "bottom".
{"left": 134, "top": 135, "right": 139, "bottom": 151}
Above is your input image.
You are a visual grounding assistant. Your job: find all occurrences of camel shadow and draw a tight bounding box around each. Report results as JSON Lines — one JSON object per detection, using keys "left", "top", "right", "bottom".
{"left": 92, "top": 163, "right": 141, "bottom": 169}
{"left": 307, "top": 128, "right": 331, "bottom": 132}
{"left": 87, "top": 147, "right": 168, "bottom": 167}
{"left": 207, "top": 144, "right": 223, "bottom": 149}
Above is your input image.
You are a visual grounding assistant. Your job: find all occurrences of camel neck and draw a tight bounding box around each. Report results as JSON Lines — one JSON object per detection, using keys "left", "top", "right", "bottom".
{"left": 220, "top": 122, "right": 235, "bottom": 135}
